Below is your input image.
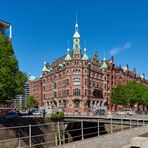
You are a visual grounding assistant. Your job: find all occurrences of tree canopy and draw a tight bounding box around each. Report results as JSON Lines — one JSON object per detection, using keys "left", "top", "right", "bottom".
{"left": 111, "top": 81, "right": 148, "bottom": 109}
{"left": 111, "top": 85, "right": 128, "bottom": 107}
{"left": 26, "top": 95, "right": 38, "bottom": 108}
{"left": 0, "top": 35, "right": 27, "bottom": 102}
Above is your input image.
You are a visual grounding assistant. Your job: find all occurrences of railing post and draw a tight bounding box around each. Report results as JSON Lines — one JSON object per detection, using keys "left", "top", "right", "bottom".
{"left": 18, "top": 132, "right": 21, "bottom": 148}
{"left": 111, "top": 118, "right": 113, "bottom": 133}
{"left": 29, "top": 124, "right": 31, "bottom": 148}
{"left": 57, "top": 122, "right": 61, "bottom": 146}
{"left": 81, "top": 121, "right": 84, "bottom": 140}
{"left": 98, "top": 119, "right": 100, "bottom": 136}
{"left": 121, "top": 117, "right": 123, "bottom": 132}
{"left": 143, "top": 116, "right": 145, "bottom": 126}
{"left": 130, "top": 118, "right": 132, "bottom": 130}
{"left": 137, "top": 119, "right": 139, "bottom": 127}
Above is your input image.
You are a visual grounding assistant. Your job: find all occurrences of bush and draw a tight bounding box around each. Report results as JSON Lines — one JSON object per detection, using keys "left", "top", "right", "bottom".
{"left": 50, "top": 112, "right": 64, "bottom": 122}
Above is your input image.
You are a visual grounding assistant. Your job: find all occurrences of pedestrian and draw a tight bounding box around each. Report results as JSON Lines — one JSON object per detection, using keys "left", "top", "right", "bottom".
{"left": 43, "top": 109, "right": 46, "bottom": 118}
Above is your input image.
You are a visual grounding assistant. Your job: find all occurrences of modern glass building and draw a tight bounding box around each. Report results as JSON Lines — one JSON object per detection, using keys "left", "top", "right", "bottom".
{"left": 15, "top": 82, "right": 30, "bottom": 109}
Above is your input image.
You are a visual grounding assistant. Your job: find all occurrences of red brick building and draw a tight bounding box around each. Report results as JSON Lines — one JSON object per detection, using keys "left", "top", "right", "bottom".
{"left": 29, "top": 22, "right": 147, "bottom": 112}
{"left": 0, "top": 20, "right": 12, "bottom": 40}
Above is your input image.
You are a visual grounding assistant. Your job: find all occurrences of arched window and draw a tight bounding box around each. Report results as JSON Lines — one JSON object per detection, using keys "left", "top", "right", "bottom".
{"left": 53, "top": 100, "right": 57, "bottom": 106}
{"left": 47, "top": 101, "right": 49, "bottom": 106}
{"left": 63, "top": 100, "right": 66, "bottom": 107}
{"left": 73, "top": 88, "right": 80, "bottom": 96}
{"left": 73, "top": 99, "right": 80, "bottom": 108}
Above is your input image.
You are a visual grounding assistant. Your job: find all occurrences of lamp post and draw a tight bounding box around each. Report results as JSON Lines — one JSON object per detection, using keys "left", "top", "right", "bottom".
{"left": 108, "top": 90, "right": 111, "bottom": 111}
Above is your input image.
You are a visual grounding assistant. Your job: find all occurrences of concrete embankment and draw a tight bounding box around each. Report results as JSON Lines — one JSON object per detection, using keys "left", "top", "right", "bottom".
{"left": 53, "top": 126, "right": 148, "bottom": 148}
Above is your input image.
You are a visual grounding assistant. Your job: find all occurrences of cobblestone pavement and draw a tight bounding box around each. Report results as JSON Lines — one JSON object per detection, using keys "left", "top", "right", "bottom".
{"left": 54, "top": 126, "right": 148, "bottom": 148}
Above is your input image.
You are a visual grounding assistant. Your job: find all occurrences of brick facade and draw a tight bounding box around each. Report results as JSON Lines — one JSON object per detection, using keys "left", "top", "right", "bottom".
{"left": 29, "top": 23, "right": 147, "bottom": 112}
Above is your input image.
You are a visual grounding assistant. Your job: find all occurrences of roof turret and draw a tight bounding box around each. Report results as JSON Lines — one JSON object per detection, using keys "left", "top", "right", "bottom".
{"left": 101, "top": 58, "right": 108, "bottom": 69}
{"left": 65, "top": 48, "right": 72, "bottom": 61}
{"left": 42, "top": 62, "right": 50, "bottom": 72}
{"left": 82, "top": 48, "right": 89, "bottom": 60}
{"left": 140, "top": 73, "right": 145, "bottom": 79}
{"left": 28, "top": 74, "right": 36, "bottom": 81}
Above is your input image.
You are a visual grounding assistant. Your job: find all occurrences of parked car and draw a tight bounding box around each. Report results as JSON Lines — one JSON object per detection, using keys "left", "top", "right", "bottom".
{"left": 116, "top": 109, "right": 135, "bottom": 115}
{"left": 95, "top": 109, "right": 106, "bottom": 116}
{"left": 33, "top": 111, "right": 41, "bottom": 116}
{"left": 19, "top": 111, "right": 28, "bottom": 116}
{"left": 28, "top": 107, "right": 37, "bottom": 115}
{"left": 2, "top": 112, "right": 19, "bottom": 120}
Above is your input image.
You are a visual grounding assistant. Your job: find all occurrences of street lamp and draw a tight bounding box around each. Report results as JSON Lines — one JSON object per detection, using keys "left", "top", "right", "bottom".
{"left": 108, "top": 90, "right": 111, "bottom": 111}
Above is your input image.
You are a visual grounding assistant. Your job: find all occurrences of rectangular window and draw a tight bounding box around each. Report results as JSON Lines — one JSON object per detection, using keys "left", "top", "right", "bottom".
{"left": 53, "top": 82, "right": 56, "bottom": 89}
{"left": 73, "top": 88, "right": 80, "bottom": 96}
{"left": 85, "top": 89, "right": 87, "bottom": 96}
{"left": 66, "top": 79, "right": 69, "bottom": 86}
{"left": 66, "top": 89, "right": 69, "bottom": 96}
{"left": 53, "top": 91, "right": 57, "bottom": 97}
{"left": 85, "top": 79, "right": 87, "bottom": 86}
{"left": 58, "top": 91, "right": 61, "bottom": 97}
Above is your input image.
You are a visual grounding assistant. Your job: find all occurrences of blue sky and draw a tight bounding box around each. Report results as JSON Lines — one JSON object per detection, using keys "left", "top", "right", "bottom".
{"left": 0, "top": 0, "right": 148, "bottom": 79}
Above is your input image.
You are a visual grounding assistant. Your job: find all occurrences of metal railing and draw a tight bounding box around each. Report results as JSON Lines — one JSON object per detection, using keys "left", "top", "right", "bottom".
{"left": 0, "top": 118, "right": 147, "bottom": 148}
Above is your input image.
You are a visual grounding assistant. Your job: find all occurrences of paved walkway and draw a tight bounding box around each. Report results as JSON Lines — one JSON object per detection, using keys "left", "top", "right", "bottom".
{"left": 54, "top": 126, "right": 148, "bottom": 148}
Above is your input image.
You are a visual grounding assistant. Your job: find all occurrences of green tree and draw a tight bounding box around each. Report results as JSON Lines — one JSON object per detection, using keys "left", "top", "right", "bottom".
{"left": 112, "top": 81, "right": 148, "bottom": 111}
{"left": 111, "top": 85, "right": 128, "bottom": 108}
{"left": 26, "top": 95, "right": 38, "bottom": 108}
{"left": 140, "top": 85, "right": 148, "bottom": 110}
{"left": 16, "top": 102, "right": 22, "bottom": 110}
{"left": 125, "top": 81, "right": 144, "bottom": 109}
{"left": 0, "top": 35, "right": 27, "bottom": 104}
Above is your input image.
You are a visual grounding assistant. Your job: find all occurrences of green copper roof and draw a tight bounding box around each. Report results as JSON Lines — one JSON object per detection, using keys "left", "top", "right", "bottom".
{"left": 122, "top": 66, "right": 127, "bottom": 72}
{"left": 29, "top": 75, "right": 36, "bottom": 81}
{"left": 42, "top": 66, "right": 50, "bottom": 72}
{"left": 59, "top": 63, "right": 63, "bottom": 67}
{"left": 42, "top": 62, "right": 50, "bottom": 72}
{"left": 140, "top": 74, "right": 144, "bottom": 79}
{"left": 101, "top": 61, "right": 108, "bottom": 69}
{"left": 65, "top": 54, "right": 72, "bottom": 61}
{"left": 82, "top": 53, "right": 89, "bottom": 60}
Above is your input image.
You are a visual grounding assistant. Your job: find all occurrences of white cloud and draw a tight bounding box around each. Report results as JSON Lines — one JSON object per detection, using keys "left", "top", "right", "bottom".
{"left": 123, "top": 42, "right": 133, "bottom": 49}
{"left": 110, "top": 48, "right": 120, "bottom": 55}
{"left": 110, "top": 42, "right": 133, "bottom": 56}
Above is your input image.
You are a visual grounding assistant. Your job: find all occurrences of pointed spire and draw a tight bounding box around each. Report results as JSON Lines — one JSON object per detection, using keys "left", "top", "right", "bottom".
{"left": 73, "top": 14, "right": 81, "bottom": 59}
{"left": 126, "top": 64, "right": 129, "bottom": 71}
{"left": 42, "top": 61, "right": 50, "bottom": 72}
{"left": 110, "top": 55, "right": 114, "bottom": 64}
{"left": 65, "top": 48, "right": 72, "bottom": 61}
{"left": 82, "top": 47, "right": 89, "bottom": 60}
{"left": 140, "top": 73, "right": 145, "bottom": 79}
{"left": 93, "top": 50, "right": 98, "bottom": 60}
{"left": 101, "top": 57, "right": 108, "bottom": 69}
{"left": 133, "top": 67, "right": 136, "bottom": 73}
{"left": 28, "top": 73, "right": 36, "bottom": 81}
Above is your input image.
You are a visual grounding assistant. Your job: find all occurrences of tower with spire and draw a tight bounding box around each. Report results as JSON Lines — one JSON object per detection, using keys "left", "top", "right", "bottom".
{"left": 73, "top": 19, "right": 81, "bottom": 59}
